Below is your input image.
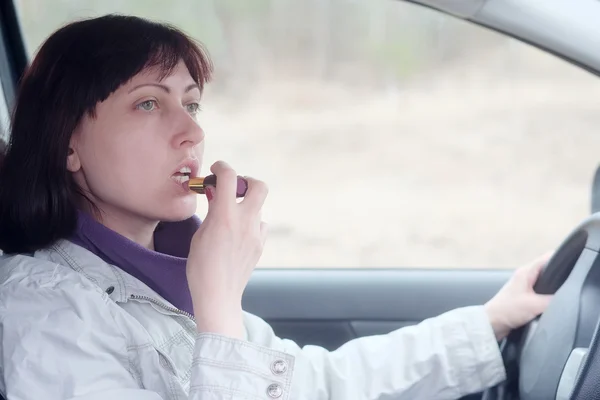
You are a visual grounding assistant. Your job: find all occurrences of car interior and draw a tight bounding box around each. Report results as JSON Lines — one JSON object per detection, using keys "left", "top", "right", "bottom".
{"left": 2, "top": 0, "right": 600, "bottom": 399}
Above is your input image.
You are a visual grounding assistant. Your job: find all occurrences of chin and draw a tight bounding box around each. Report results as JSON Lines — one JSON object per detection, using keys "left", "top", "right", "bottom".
{"left": 158, "top": 199, "right": 198, "bottom": 222}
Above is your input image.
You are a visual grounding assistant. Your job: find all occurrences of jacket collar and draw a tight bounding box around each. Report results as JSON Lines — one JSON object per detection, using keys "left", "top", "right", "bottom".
{"left": 41, "top": 239, "right": 166, "bottom": 305}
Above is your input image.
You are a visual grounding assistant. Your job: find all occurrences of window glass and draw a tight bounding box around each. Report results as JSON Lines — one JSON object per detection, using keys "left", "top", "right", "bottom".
{"left": 14, "top": 0, "right": 600, "bottom": 268}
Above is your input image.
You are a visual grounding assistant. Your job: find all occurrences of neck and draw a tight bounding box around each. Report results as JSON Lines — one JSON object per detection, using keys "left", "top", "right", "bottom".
{"left": 82, "top": 205, "right": 159, "bottom": 250}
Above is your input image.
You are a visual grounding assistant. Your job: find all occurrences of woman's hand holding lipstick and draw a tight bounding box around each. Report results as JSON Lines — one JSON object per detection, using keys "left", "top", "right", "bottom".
{"left": 186, "top": 161, "right": 268, "bottom": 339}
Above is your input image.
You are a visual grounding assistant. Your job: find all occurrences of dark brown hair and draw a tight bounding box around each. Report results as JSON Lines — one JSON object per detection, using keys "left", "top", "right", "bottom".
{"left": 0, "top": 137, "right": 6, "bottom": 168}
{"left": 0, "top": 14, "right": 213, "bottom": 254}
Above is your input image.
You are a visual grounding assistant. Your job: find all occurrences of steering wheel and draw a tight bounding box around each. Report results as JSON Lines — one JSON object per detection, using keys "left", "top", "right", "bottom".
{"left": 482, "top": 213, "right": 600, "bottom": 400}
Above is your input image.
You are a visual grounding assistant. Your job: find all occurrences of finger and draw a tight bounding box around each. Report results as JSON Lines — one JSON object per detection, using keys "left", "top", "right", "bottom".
{"left": 527, "top": 250, "right": 554, "bottom": 285}
{"left": 533, "top": 250, "right": 554, "bottom": 267}
{"left": 209, "top": 161, "right": 238, "bottom": 205}
{"left": 259, "top": 221, "right": 268, "bottom": 247}
{"left": 241, "top": 177, "right": 269, "bottom": 212}
{"left": 205, "top": 185, "right": 215, "bottom": 203}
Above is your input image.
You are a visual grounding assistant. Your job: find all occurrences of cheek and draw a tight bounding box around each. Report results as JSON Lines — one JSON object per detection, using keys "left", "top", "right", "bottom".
{"left": 83, "top": 135, "right": 133, "bottom": 178}
{"left": 79, "top": 128, "right": 168, "bottom": 197}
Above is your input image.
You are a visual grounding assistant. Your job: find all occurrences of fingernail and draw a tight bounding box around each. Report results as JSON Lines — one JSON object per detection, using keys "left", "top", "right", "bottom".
{"left": 237, "top": 177, "right": 248, "bottom": 198}
{"left": 205, "top": 186, "right": 214, "bottom": 201}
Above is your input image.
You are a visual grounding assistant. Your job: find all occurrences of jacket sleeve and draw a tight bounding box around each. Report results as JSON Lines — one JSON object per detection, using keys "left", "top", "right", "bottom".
{"left": 187, "top": 305, "right": 507, "bottom": 399}
{"left": 237, "top": 305, "right": 507, "bottom": 400}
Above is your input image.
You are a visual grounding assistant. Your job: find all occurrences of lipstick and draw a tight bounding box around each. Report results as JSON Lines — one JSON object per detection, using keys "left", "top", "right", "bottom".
{"left": 188, "top": 175, "right": 248, "bottom": 198}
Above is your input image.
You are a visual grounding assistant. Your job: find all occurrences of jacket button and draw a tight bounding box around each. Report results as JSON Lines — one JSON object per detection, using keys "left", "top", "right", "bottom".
{"left": 266, "top": 383, "right": 283, "bottom": 398}
{"left": 106, "top": 286, "right": 115, "bottom": 295}
{"left": 271, "top": 359, "right": 288, "bottom": 375}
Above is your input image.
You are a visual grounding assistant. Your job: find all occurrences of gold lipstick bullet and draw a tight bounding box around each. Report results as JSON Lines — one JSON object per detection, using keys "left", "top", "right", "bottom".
{"left": 188, "top": 176, "right": 214, "bottom": 195}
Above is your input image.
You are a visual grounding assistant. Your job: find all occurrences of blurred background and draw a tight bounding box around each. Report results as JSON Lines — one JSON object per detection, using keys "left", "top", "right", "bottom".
{"left": 13, "top": 0, "right": 600, "bottom": 268}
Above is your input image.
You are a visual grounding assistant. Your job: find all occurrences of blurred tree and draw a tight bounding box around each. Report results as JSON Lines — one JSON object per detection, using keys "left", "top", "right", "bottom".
{"left": 13, "top": 0, "right": 512, "bottom": 95}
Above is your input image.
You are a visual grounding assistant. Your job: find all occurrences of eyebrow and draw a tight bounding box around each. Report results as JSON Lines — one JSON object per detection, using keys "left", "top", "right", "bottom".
{"left": 128, "top": 83, "right": 201, "bottom": 94}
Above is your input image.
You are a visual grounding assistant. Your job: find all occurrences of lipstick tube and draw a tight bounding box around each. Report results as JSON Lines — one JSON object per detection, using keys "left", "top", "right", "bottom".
{"left": 188, "top": 175, "right": 248, "bottom": 198}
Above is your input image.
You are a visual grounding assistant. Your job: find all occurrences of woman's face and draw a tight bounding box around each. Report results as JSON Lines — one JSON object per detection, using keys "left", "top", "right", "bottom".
{"left": 68, "top": 60, "right": 205, "bottom": 224}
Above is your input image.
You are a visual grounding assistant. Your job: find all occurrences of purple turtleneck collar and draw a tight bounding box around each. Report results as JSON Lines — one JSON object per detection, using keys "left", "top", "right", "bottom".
{"left": 70, "top": 210, "right": 200, "bottom": 315}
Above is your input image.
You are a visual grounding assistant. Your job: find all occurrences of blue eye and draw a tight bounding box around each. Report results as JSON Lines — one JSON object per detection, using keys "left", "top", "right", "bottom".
{"left": 137, "top": 100, "right": 157, "bottom": 111}
{"left": 186, "top": 103, "right": 201, "bottom": 114}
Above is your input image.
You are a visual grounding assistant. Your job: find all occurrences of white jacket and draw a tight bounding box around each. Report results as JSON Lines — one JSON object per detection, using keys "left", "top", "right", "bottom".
{"left": 0, "top": 240, "right": 506, "bottom": 400}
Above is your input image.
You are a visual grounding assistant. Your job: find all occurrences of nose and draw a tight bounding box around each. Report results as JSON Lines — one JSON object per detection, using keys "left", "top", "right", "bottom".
{"left": 172, "top": 110, "right": 205, "bottom": 148}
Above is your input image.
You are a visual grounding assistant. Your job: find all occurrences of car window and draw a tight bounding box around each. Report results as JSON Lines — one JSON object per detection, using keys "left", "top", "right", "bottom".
{"left": 13, "top": 0, "right": 600, "bottom": 269}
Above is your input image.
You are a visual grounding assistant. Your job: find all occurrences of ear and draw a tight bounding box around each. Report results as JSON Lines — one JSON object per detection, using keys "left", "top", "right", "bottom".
{"left": 66, "top": 137, "right": 81, "bottom": 173}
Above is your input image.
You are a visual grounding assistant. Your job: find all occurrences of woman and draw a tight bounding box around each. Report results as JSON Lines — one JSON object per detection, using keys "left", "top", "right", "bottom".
{"left": 0, "top": 14, "right": 552, "bottom": 400}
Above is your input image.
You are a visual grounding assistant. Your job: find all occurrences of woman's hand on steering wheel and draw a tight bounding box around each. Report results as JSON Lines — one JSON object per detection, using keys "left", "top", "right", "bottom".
{"left": 484, "top": 252, "right": 555, "bottom": 341}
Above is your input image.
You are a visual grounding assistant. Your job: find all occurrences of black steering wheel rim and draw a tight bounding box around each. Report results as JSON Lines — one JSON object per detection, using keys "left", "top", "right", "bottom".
{"left": 483, "top": 213, "right": 600, "bottom": 400}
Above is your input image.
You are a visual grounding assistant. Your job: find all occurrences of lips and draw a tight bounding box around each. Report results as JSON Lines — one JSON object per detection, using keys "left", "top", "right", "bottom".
{"left": 171, "top": 159, "right": 199, "bottom": 187}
